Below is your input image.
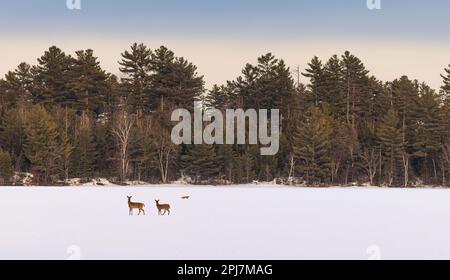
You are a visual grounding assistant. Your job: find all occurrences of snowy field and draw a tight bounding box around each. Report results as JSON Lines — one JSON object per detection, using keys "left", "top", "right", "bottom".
{"left": 1, "top": 185, "right": 450, "bottom": 260}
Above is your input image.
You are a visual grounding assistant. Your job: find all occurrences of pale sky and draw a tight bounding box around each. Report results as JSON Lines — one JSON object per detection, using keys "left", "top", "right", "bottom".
{"left": 0, "top": 0, "right": 449, "bottom": 89}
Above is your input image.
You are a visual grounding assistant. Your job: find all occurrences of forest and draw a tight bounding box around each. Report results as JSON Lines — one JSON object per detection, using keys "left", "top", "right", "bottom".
{"left": 0, "top": 43, "right": 449, "bottom": 187}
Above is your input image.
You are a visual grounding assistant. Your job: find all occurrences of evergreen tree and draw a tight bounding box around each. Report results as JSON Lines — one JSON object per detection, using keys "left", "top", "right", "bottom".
{"left": 0, "top": 107, "right": 27, "bottom": 171}
{"left": 411, "top": 84, "right": 445, "bottom": 184}
{"left": 94, "top": 120, "right": 116, "bottom": 178}
{"left": 181, "top": 144, "right": 220, "bottom": 183}
{"left": 32, "top": 46, "right": 72, "bottom": 106}
{"left": 390, "top": 76, "right": 420, "bottom": 186}
{"left": 119, "top": 43, "right": 152, "bottom": 114}
{"left": 293, "top": 106, "right": 332, "bottom": 184}
{"left": 104, "top": 74, "right": 122, "bottom": 115}
{"left": 0, "top": 148, "right": 13, "bottom": 183}
{"left": 150, "top": 46, "right": 204, "bottom": 111}
{"left": 323, "top": 55, "right": 344, "bottom": 117}
{"left": 68, "top": 49, "right": 109, "bottom": 114}
{"left": 330, "top": 121, "right": 353, "bottom": 184}
{"left": 216, "top": 144, "right": 235, "bottom": 182}
{"left": 234, "top": 53, "right": 294, "bottom": 111}
{"left": 71, "top": 114, "right": 96, "bottom": 178}
{"left": 23, "top": 105, "right": 60, "bottom": 183}
{"left": 204, "top": 84, "right": 232, "bottom": 111}
{"left": 302, "top": 56, "right": 325, "bottom": 106}
{"left": 340, "top": 51, "right": 370, "bottom": 126}
{"left": 376, "top": 107, "right": 404, "bottom": 186}
{"left": 149, "top": 46, "right": 176, "bottom": 111}
{"left": 0, "top": 63, "right": 33, "bottom": 107}
{"left": 256, "top": 54, "right": 293, "bottom": 113}
{"left": 441, "top": 64, "right": 450, "bottom": 101}
{"left": 60, "top": 131, "right": 74, "bottom": 181}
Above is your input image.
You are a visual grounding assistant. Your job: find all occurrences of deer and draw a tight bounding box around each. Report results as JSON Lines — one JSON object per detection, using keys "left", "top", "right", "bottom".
{"left": 127, "top": 196, "right": 145, "bottom": 216}
{"left": 181, "top": 196, "right": 190, "bottom": 200}
{"left": 155, "top": 200, "right": 171, "bottom": 215}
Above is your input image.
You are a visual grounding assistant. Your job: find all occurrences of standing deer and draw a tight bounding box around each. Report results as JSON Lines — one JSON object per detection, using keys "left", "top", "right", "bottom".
{"left": 127, "top": 196, "right": 145, "bottom": 215}
{"left": 155, "top": 200, "right": 171, "bottom": 215}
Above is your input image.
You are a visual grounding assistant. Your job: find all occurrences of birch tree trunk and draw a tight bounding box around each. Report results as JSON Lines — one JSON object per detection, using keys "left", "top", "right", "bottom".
{"left": 112, "top": 110, "right": 135, "bottom": 182}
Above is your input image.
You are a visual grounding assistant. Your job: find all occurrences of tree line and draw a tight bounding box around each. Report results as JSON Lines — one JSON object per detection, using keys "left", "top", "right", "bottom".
{"left": 0, "top": 43, "right": 449, "bottom": 187}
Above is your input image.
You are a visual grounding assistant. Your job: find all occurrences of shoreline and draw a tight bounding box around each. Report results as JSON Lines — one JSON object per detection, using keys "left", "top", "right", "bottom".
{"left": 1, "top": 183, "right": 449, "bottom": 190}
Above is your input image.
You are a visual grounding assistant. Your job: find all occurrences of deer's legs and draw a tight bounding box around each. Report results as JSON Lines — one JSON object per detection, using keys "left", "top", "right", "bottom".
{"left": 129, "top": 208, "right": 132, "bottom": 215}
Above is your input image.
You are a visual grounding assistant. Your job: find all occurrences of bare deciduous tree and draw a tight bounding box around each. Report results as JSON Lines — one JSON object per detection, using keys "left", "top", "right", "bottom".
{"left": 149, "top": 115, "right": 178, "bottom": 184}
{"left": 360, "top": 148, "right": 380, "bottom": 186}
{"left": 112, "top": 110, "right": 135, "bottom": 182}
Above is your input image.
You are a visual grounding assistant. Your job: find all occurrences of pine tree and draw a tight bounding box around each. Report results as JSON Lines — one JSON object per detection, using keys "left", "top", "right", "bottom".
{"left": 104, "top": 74, "right": 122, "bottom": 114}
{"left": 119, "top": 43, "right": 152, "bottom": 114}
{"left": 257, "top": 54, "right": 293, "bottom": 112}
{"left": 149, "top": 46, "right": 176, "bottom": 111}
{"left": 376, "top": 107, "right": 404, "bottom": 186}
{"left": 68, "top": 49, "right": 109, "bottom": 114}
{"left": 234, "top": 53, "right": 294, "bottom": 111}
{"left": 390, "top": 76, "right": 420, "bottom": 186}
{"left": 31, "top": 46, "right": 72, "bottom": 106}
{"left": 442, "top": 103, "right": 450, "bottom": 186}
{"left": 293, "top": 106, "right": 332, "bottom": 184}
{"left": 71, "top": 114, "right": 96, "bottom": 179}
{"left": 441, "top": 64, "right": 450, "bottom": 101}
{"left": 0, "top": 63, "right": 33, "bottom": 107}
{"left": 181, "top": 144, "right": 220, "bottom": 183}
{"left": 216, "top": 144, "right": 235, "bottom": 182}
{"left": 60, "top": 131, "right": 73, "bottom": 181}
{"left": 391, "top": 76, "right": 419, "bottom": 123}
{"left": 0, "top": 108, "right": 26, "bottom": 171}
{"left": 94, "top": 120, "right": 116, "bottom": 178}
{"left": 341, "top": 51, "right": 370, "bottom": 126}
{"left": 0, "top": 148, "right": 13, "bottom": 183}
{"left": 323, "top": 55, "right": 344, "bottom": 117}
{"left": 330, "top": 121, "right": 353, "bottom": 184}
{"left": 411, "top": 84, "right": 445, "bottom": 184}
{"left": 302, "top": 56, "right": 325, "bottom": 106}
{"left": 23, "top": 105, "right": 60, "bottom": 183}
{"left": 204, "top": 84, "right": 232, "bottom": 111}
{"left": 149, "top": 46, "right": 204, "bottom": 111}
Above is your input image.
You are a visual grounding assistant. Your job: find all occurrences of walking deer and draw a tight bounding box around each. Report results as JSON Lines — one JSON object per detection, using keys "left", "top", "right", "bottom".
{"left": 127, "top": 196, "right": 145, "bottom": 215}
{"left": 155, "top": 200, "right": 171, "bottom": 215}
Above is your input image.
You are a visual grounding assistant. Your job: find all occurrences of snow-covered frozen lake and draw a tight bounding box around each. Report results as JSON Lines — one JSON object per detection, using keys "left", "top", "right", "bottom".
{"left": 1, "top": 185, "right": 450, "bottom": 260}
